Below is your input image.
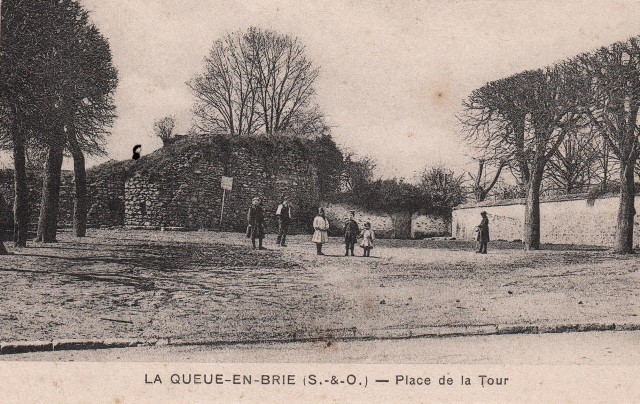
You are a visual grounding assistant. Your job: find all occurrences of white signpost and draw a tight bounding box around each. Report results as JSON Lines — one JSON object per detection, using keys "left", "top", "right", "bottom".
{"left": 220, "top": 176, "right": 233, "bottom": 227}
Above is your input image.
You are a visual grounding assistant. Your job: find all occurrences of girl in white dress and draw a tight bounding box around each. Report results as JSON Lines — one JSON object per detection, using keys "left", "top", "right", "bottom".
{"left": 359, "top": 222, "right": 375, "bottom": 257}
{"left": 312, "top": 208, "right": 330, "bottom": 255}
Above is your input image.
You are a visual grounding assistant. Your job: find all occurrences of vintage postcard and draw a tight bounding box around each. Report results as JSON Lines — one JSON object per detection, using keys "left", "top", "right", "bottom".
{"left": 0, "top": 0, "right": 639, "bottom": 402}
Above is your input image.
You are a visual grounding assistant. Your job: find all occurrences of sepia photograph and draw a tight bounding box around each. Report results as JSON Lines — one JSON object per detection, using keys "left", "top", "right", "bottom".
{"left": 0, "top": 0, "right": 639, "bottom": 402}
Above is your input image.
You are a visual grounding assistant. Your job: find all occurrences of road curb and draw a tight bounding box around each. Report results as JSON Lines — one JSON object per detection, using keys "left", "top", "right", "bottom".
{"left": 1, "top": 341, "right": 54, "bottom": 355}
{"left": 52, "top": 339, "right": 149, "bottom": 351}
{"left": 2, "top": 322, "right": 639, "bottom": 355}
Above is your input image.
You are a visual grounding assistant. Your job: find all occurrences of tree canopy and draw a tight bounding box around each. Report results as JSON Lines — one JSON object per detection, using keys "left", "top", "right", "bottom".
{"left": 0, "top": 0, "right": 117, "bottom": 244}
{"left": 462, "top": 35, "right": 640, "bottom": 253}
{"left": 189, "top": 27, "right": 326, "bottom": 138}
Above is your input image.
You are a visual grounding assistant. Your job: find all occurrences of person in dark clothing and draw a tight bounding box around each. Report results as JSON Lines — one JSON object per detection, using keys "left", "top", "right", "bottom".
{"left": 477, "top": 211, "right": 490, "bottom": 254}
{"left": 275, "top": 199, "right": 292, "bottom": 247}
{"left": 247, "top": 197, "right": 265, "bottom": 250}
{"left": 343, "top": 210, "right": 360, "bottom": 256}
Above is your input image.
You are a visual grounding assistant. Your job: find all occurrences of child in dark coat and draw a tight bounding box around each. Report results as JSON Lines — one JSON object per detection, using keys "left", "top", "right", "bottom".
{"left": 343, "top": 210, "right": 360, "bottom": 256}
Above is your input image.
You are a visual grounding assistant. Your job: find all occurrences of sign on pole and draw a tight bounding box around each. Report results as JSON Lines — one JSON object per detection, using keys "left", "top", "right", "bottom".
{"left": 221, "top": 176, "right": 233, "bottom": 191}
{"left": 219, "top": 176, "right": 233, "bottom": 228}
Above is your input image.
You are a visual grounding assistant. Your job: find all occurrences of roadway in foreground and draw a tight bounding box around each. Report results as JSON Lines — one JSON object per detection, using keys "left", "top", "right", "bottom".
{"left": 5, "top": 331, "right": 639, "bottom": 364}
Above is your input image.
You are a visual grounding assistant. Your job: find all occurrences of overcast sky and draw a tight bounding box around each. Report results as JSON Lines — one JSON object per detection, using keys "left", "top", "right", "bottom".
{"left": 8, "top": 0, "right": 640, "bottom": 180}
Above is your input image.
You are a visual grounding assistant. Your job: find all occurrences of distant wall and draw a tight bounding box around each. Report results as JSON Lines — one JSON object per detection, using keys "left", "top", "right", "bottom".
{"left": 0, "top": 170, "right": 74, "bottom": 231}
{"left": 0, "top": 163, "right": 129, "bottom": 232}
{"left": 411, "top": 211, "right": 451, "bottom": 239}
{"left": 453, "top": 195, "right": 640, "bottom": 248}
{"left": 322, "top": 203, "right": 394, "bottom": 238}
{"left": 322, "top": 203, "right": 451, "bottom": 239}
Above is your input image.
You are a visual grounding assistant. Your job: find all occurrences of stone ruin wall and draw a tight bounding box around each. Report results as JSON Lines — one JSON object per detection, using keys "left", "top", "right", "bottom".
{"left": 124, "top": 144, "right": 320, "bottom": 233}
{"left": 0, "top": 142, "right": 319, "bottom": 235}
{"left": 85, "top": 168, "right": 127, "bottom": 228}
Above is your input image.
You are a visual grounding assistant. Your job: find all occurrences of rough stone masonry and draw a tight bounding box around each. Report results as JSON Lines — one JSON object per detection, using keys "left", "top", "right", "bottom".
{"left": 122, "top": 135, "right": 321, "bottom": 233}
{"left": 0, "top": 135, "right": 322, "bottom": 235}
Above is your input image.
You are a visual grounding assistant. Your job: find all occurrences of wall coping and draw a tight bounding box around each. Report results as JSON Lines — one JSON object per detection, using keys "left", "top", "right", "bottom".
{"left": 321, "top": 202, "right": 449, "bottom": 218}
{"left": 453, "top": 191, "right": 630, "bottom": 210}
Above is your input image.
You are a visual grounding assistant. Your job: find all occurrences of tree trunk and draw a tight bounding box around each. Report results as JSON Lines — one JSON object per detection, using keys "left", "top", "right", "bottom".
{"left": 0, "top": 0, "right": 9, "bottom": 254}
{"left": 68, "top": 133, "right": 87, "bottom": 237}
{"left": 36, "top": 144, "right": 64, "bottom": 243}
{"left": 474, "top": 160, "right": 485, "bottom": 201}
{"left": 602, "top": 141, "right": 609, "bottom": 188}
{"left": 523, "top": 171, "right": 544, "bottom": 251}
{"left": 12, "top": 126, "right": 29, "bottom": 248}
{"left": 613, "top": 160, "right": 636, "bottom": 254}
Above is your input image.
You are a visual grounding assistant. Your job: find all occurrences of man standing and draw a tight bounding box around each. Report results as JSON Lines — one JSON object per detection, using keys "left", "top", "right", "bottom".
{"left": 477, "top": 211, "right": 490, "bottom": 254}
{"left": 247, "top": 197, "right": 265, "bottom": 250}
{"left": 276, "top": 198, "right": 292, "bottom": 247}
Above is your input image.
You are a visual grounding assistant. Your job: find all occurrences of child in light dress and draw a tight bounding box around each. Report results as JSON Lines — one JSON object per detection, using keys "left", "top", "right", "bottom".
{"left": 312, "top": 207, "right": 330, "bottom": 255}
{"left": 359, "top": 222, "right": 375, "bottom": 257}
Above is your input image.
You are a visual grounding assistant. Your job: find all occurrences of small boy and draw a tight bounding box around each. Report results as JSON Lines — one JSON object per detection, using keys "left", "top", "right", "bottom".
{"left": 343, "top": 210, "right": 360, "bottom": 256}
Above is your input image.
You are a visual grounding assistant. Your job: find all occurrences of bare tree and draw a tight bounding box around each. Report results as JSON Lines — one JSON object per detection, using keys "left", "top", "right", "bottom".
{"left": 0, "top": 0, "right": 9, "bottom": 254}
{"left": 544, "top": 123, "right": 602, "bottom": 194}
{"left": 462, "top": 66, "right": 583, "bottom": 250}
{"left": 1, "top": 1, "right": 56, "bottom": 247}
{"left": 189, "top": 27, "right": 323, "bottom": 138}
{"left": 468, "top": 158, "right": 505, "bottom": 201}
{"left": 154, "top": 116, "right": 176, "bottom": 145}
{"left": 592, "top": 132, "right": 619, "bottom": 189}
{"left": 574, "top": 38, "right": 640, "bottom": 253}
{"left": 189, "top": 30, "right": 258, "bottom": 136}
{"left": 66, "top": 24, "right": 117, "bottom": 238}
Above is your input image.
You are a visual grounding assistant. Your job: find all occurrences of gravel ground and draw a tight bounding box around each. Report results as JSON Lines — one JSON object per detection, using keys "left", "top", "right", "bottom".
{"left": 0, "top": 229, "right": 637, "bottom": 342}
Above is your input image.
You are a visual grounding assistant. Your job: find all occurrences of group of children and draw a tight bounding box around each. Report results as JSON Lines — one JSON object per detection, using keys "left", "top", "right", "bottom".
{"left": 343, "top": 210, "right": 375, "bottom": 257}
{"left": 313, "top": 209, "right": 375, "bottom": 257}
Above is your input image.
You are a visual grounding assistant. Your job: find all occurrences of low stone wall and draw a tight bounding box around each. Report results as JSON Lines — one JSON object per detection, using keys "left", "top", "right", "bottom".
{"left": 322, "top": 203, "right": 451, "bottom": 239}
{"left": 411, "top": 212, "right": 451, "bottom": 238}
{"left": 322, "top": 203, "right": 394, "bottom": 238}
{"left": 453, "top": 195, "right": 640, "bottom": 248}
{"left": 453, "top": 203, "right": 523, "bottom": 243}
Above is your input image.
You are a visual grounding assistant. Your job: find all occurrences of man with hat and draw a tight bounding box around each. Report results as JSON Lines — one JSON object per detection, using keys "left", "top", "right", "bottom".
{"left": 477, "top": 211, "right": 490, "bottom": 254}
{"left": 247, "top": 197, "right": 266, "bottom": 250}
{"left": 275, "top": 197, "right": 292, "bottom": 247}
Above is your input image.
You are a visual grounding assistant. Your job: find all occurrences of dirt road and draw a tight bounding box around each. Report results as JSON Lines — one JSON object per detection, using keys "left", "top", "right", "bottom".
{"left": 0, "top": 229, "right": 637, "bottom": 344}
